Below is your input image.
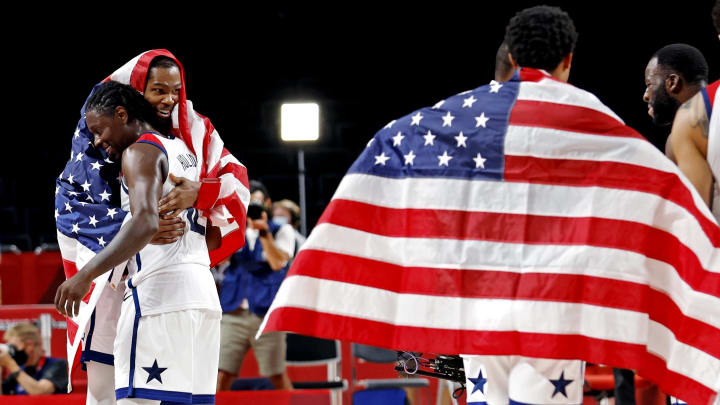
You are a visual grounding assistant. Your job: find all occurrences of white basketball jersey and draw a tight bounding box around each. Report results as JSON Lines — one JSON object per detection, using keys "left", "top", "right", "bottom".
{"left": 120, "top": 133, "right": 220, "bottom": 315}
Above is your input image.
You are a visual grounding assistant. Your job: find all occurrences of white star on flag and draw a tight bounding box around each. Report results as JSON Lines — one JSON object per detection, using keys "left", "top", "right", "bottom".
{"left": 392, "top": 132, "right": 405, "bottom": 146}
{"left": 374, "top": 152, "right": 390, "bottom": 166}
{"left": 473, "top": 153, "right": 487, "bottom": 168}
{"left": 80, "top": 181, "right": 91, "bottom": 192}
{"left": 78, "top": 202, "right": 88, "bottom": 207}
{"left": 54, "top": 209, "right": 59, "bottom": 220}
{"left": 58, "top": 172, "right": 63, "bottom": 180}
{"left": 106, "top": 208, "right": 118, "bottom": 219}
{"left": 410, "top": 112, "right": 423, "bottom": 126}
{"left": 75, "top": 152, "right": 84, "bottom": 162}
{"left": 475, "top": 112, "right": 489, "bottom": 128}
{"left": 404, "top": 150, "right": 416, "bottom": 165}
{"left": 105, "top": 157, "right": 114, "bottom": 164}
{"left": 68, "top": 191, "right": 78, "bottom": 197}
{"left": 97, "top": 236, "right": 106, "bottom": 247}
{"left": 64, "top": 202, "right": 73, "bottom": 213}
{"left": 437, "top": 151, "right": 453, "bottom": 167}
{"left": 99, "top": 190, "right": 111, "bottom": 201}
{"left": 88, "top": 215, "right": 98, "bottom": 227}
{"left": 86, "top": 194, "right": 95, "bottom": 202}
{"left": 455, "top": 132, "right": 468, "bottom": 148}
{"left": 366, "top": 138, "right": 375, "bottom": 148}
{"left": 384, "top": 120, "right": 396, "bottom": 129}
{"left": 70, "top": 151, "right": 74, "bottom": 160}
{"left": 489, "top": 80, "right": 503, "bottom": 93}
{"left": 71, "top": 223, "right": 80, "bottom": 233}
{"left": 433, "top": 100, "right": 445, "bottom": 109}
{"left": 442, "top": 111, "right": 455, "bottom": 127}
{"left": 90, "top": 161, "right": 103, "bottom": 171}
{"left": 67, "top": 174, "right": 74, "bottom": 184}
{"left": 55, "top": 186, "right": 59, "bottom": 196}
{"left": 74, "top": 128, "right": 80, "bottom": 139}
{"left": 423, "top": 130, "right": 436, "bottom": 146}
{"left": 463, "top": 95, "right": 477, "bottom": 108}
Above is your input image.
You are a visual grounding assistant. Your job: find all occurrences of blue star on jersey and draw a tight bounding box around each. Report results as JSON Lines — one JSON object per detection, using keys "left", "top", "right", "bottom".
{"left": 549, "top": 370, "right": 573, "bottom": 398}
{"left": 469, "top": 369, "right": 488, "bottom": 395}
{"left": 143, "top": 359, "right": 168, "bottom": 384}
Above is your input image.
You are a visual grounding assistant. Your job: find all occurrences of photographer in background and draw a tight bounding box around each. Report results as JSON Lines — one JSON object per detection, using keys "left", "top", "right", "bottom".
{"left": 1, "top": 323, "right": 67, "bottom": 395}
{"left": 272, "top": 199, "right": 306, "bottom": 258}
{"left": 216, "top": 180, "right": 294, "bottom": 391}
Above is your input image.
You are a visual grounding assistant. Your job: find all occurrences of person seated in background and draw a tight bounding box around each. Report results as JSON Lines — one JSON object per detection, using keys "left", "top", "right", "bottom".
{"left": 0, "top": 323, "right": 68, "bottom": 395}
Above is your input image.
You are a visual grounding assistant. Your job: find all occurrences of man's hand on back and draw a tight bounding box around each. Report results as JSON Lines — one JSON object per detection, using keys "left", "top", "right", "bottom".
{"left": 158, "top": 174, "right": 201, "bottom": 217}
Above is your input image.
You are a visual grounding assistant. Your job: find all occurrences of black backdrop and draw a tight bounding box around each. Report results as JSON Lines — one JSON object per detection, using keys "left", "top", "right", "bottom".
{"left": 3, "top": 2, "right": 719, "bottom": 248}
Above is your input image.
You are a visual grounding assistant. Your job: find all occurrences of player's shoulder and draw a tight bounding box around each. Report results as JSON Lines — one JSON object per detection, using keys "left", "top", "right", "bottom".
{"left": 123, "top": 135, "right": 171, "bottom": 167}
{"left": 671, "top": 91, "right": 709, "bottom": 147}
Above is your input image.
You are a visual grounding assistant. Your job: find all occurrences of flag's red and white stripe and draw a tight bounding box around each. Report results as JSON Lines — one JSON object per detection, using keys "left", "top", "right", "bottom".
{"left": 57, "top": 231, "right": 111, "bottom": 390}
{"left": 261, "top": 70, "right": 720, "bottom": 405}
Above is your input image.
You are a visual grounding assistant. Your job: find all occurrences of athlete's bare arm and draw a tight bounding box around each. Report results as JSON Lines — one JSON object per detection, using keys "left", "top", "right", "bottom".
{"left": 668, "top": 92, "right": 712, "bottom": 206}
{"left": 55, "top": 144, "right": 168, "bottom": 317}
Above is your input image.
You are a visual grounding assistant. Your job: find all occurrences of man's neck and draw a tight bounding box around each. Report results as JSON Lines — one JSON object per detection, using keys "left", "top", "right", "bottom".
{"left": 680, "top": 82, "right": 708, "bottom": 105}
{"left": 156, "top": 120, "right": 172, "bottom": 136}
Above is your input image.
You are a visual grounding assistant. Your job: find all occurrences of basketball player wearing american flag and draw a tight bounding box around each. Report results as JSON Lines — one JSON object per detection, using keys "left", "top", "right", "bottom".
{"left": 54, "top": 50, "right": 250, "bottom": 405}
{"left": 57, "top": 80, "right": 224, "bottom": 405}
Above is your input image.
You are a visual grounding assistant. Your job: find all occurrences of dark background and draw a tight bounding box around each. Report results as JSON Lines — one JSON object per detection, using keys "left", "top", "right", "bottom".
{"left": 2, "top": 1, "right": 719, "bottom": 250}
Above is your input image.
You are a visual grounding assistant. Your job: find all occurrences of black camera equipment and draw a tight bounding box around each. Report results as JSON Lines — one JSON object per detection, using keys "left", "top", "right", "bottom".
{"left": 247, "top": 202, "right": 265, "bottom": 220}
{"left": 395, "top": 352, "right": 466, "bottom": 398}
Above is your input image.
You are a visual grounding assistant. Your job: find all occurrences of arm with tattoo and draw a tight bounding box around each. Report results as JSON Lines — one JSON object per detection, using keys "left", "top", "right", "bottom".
{"left": 669, "top": 92, "right": 712, "bottom": 206}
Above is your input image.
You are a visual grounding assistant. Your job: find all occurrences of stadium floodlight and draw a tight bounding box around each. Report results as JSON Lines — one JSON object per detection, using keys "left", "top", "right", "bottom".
{"left": 280, "top": 102, "right": 320, "bottom": 237}
{"left": 281, "top": 103, "right": 319, "bottom": 142}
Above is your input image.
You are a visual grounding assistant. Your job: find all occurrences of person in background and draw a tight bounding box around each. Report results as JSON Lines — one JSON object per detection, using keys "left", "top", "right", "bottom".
{"left": 272, "top": 199, "right": 306, "bottom": 257}
{"left": 0, "top": 323, "right": 68, "bottom": 395}
{"left": 217, "top": 180, "right": 295, "bottom": 391}
{"left": 642, "top": 43, "right": 709, "bottom": 160}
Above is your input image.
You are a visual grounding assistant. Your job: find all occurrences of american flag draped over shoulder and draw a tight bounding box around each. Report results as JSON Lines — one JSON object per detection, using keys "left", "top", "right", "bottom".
{"left": 55, "top": 49, "right": 250, "bottom": 390}
{"left": 260, "top": 68, "right": 720, "bottom": 405}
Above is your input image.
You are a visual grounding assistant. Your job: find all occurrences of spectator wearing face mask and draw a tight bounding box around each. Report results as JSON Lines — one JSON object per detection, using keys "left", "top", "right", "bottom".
{"left": 0, "top": 323, "right": 68, "bottom": 395}
{"left": 272, "top": 199, "right": 306, "bottom": 257}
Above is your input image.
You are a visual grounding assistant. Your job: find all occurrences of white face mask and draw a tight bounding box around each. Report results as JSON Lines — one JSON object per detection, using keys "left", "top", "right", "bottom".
{"left": 272, "top": 216, "right": 290, "bottom": 226}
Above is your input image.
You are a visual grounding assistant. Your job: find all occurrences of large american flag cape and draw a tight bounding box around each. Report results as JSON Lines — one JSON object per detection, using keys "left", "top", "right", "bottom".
{"left": 55, "top": 49, "right": 250, "bottom": 390}
{"left": 261, "top": 68, "right": 720, "bottom": 405}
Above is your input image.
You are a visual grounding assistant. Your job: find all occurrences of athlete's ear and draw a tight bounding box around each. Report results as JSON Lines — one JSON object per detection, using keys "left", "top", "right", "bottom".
{"left": 665, "top": 73, "right": 681, "bottom": 95}
{"left": 508, "top": 53, "right": 520, "bottom": 70}
{"left": 114, "top": 106, "right": 129, "bottom": 124}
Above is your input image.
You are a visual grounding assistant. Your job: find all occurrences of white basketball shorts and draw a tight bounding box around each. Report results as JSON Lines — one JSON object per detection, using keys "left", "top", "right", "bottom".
{"left": 82, "top": 282, "right": 125, "bottom": 366}
{"left": 114, "top": 287, "right": 221, "bottom": 404}
{"left": 462, "top": 355, "right": 585, "bottom": 405}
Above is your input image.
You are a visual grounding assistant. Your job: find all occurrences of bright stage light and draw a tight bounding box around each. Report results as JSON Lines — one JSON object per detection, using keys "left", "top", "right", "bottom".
{"left": 281, "top": 103, "right": 319, "bottom": 142}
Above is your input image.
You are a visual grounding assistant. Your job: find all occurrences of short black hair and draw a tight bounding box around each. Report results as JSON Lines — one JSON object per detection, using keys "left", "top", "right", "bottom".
{"left": 652, "top": 44, "right": 708, "bottom": 85}
{"left": 250, "top": 180, "right": 270, "bottom": 201}
{"left": 86, "top": 81, "right": 158, "bottom": 125}
{"left": 713, "top": 0, "right": 720, "bottom": 34}
{"left": 149, "top": 56, "right": 179, "bottom": 71}
{"left": 504, "top": 5, "right": 578, "bottom": 71}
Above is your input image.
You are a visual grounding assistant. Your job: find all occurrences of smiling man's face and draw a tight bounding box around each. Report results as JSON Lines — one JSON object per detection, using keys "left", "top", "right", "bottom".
{"left": 144, "top": 66, "right": 181, "bottom": 123}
